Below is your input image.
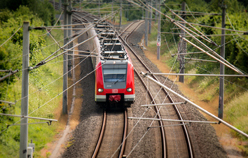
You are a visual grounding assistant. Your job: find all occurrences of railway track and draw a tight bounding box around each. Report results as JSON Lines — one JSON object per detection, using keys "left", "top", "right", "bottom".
{"left": 65, "top": 7, "right": 193, "bottom": 157}
{"left": 119, "top": 21, "right": 194, "bottom": 158}
{"left": 60, "top": 5, "right": 193, "bottom": 157}
{"left": 50, "top": 3, "right": 229, "bottom": 157}
{"left": 92, "top": 109, "right": 128, "bottom": 158}
{"left": 73, "top": 14, "right": 193, "bottom": 157}
{"left": 73, "top": 12, "right": 129, "bottom": 158}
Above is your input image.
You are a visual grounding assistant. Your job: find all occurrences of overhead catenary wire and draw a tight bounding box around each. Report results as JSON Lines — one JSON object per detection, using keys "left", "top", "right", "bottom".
{"left": 124, "top": 20, "right": 187, "bottom": 157}
{"left": 49, "top": 10, "right": 64, "bottom": 32}
{"left": 37, "top": 10, "right": 118, "bottom": 66}
{"left": 79, "top": 6, "right": 119, "bottom": 11}
{"left": 134, "top": 7, "right": 244, "bottom": 100}
{"left": 185, "top": 33, "right": 245, "bottom": 37}
{"left": 47, "top": 28, "right": 89, "bottom": 30}
{"left": 167, "top": 13, "right": 220, "bottom": 16}
{"left": 0, "top": 70, "right": 13, "bottom": 72}
{"left": 168, "top": 8, "right": 218, "bottom": 46}
{"left": 28, "top": 57, "right": 103, "bottom": 118}
{"left": 39, "top": 31, "right": 103, "bottom": 65}
{"left": 0, "top": 38, "right": 64, "bottom": 65}
{"left": 172, "top": 9, "right": 221, "bottom": 15}
{"left": 181, "top": 36, "right": 243, "bottom": 74}
{"left": 1, "top": 10, "right": 119, "bottom": 134}
{"left": 33, "top": 24, "right": 94, "bottom": 68}
{"left": 126, "top": 0, "right": 151, "bottom": 12}
{"left": 0, "top": 48, "right": 97, "bottom": 134}
{"left": 185, "top": 3, "right": 201, "bottom": 24}
{"left": 150, "top": 73, "right": 248, "bottom": 77}
{"left": 0, "top": 25, "right": 22, "bottom": 48}
{"left": 184, "top": 57, "right": 217, "bottom": 62}
{"left": 111, "top": 18, "right": 190, "bottom": 157}
{"left": 189, "top": 61, "right": 248, "bottom": 92}
{"left": 176, "top": 20, "right": 248, "bottom": 33}
{"left": 226, "top": 14, "right": 248, "bottom": 56}
{"left": 149, "top": 4, "right": 243, "bottom": 74}
{"left": 153, "top": 1, "right": 247, "bottom": 139}
{"left": 45, "top": 23, "right": 89, "bottom": 28}
{"left": 176, "top": 20, "right": 214, "bottom": 44}
{"left": 0, "top": 100, "right": 15, "bottom": 105}
{"left": 126, "top": 59, "right": 185, "bottom": 157}
{"left": 141, "top": 72, "right": 248, "bottom": 138}
{"left": 0, "top": 69, "right": 19, "bottom": 82}
{"left": 47, "top": 30, "right": 64, "bottom": 52}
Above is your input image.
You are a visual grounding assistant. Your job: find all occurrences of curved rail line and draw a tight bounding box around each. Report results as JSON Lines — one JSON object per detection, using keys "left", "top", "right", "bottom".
{"left": 120, "top": 21, "right": 167, "bottom": 158}
{"left": 92, "top": 109, "right": 128, "bottom": 158}
{"left": 119, "top": 109, "right": 128, "bottom": 158}
{"left": 120, "top": 21, "right": 194, "bottom": 158}
{"left": 84, "top": 16, "right": 128, "bottom": 158}
{"left": 92, "top": 110, "right": 107, "bottom": 158}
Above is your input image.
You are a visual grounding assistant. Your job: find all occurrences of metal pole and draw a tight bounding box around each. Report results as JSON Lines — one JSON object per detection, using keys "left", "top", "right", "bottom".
{"left": 63, "top": 0, "right": 68, "bottom": 114}
{"left": 119, "top": 0, "right": 122, "bottom": 30}
{"left": 145, "top": 0, "right": 148, "bottom": 46}
{"left": 218, "top": 1, "right": 226, "bottom": 119}
{"left": 142, "top": 6, "right": 144, "bottom": 20}
{"left": 19, "top": 21, "right": 29, "bottom": 158}
{"left": 112, "top": 0, "right": 113, "bottom": 22}
{"left": 59, "top": 0, "right": 62, "bottom": 10}
{"left": 98, "top": 0, "right": 100, "bottom": 18}
{"left": 148, "top": 0, "right": 152, "bottom": 34}
{"left": 179, "top": 1, "right": 186, "bottom": 83}
{"left": 68, "top": 0, "right": 72, "bottom": 77}
{"left": 157, "top": 0, "right": 161, "bottom": 60}
{"left": 155, "top": 0, "right": 157, "bottom": 23}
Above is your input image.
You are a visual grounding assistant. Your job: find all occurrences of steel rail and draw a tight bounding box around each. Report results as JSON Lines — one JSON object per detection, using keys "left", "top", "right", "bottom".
{"left": 78, "top": 12, "right": 128, "bottom": 158}
{"left": 119, "top": 109, "right": 128, "bottom": 158}
{"left": 120, "top": 21, "right": 167, "bottom": 158}
{"left": 121, "top": 21, "right": 194, "bottom": 158}
{"left": 92, "top": 110, "right": 107, "bottom": 158}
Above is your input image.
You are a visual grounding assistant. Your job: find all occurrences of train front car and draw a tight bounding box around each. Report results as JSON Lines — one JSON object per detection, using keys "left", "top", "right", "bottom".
{"left": 95, "top": 60, "right": 135, "bottom": 107}
{"left": 94, "top": 22, "right": 135, "bottom": 107}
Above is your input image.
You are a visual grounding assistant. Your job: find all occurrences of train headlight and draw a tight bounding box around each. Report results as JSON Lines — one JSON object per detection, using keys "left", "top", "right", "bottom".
{"left": 127, "top": 88, "right": 132, "bottom": 92}
{"left": 98, "top": 88, "right": 104, "bottom": 93}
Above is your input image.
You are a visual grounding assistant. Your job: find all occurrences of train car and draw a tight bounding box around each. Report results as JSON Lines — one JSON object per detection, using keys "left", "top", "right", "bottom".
{"left": 90, "top": 21, "right": 135, "bottom": 107}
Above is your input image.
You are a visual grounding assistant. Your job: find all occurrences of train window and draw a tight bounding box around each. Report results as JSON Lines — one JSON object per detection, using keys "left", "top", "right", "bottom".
{"left": 103, "top": 69, "right": 126, "bottom": 83}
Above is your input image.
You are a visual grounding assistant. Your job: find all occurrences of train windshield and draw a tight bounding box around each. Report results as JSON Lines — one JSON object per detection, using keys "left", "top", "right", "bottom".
{"left": 102, "top": 64, "right": 127, "bottom": 89}
{"left": 103, "top": 69, "right": 126, "bottom": 82}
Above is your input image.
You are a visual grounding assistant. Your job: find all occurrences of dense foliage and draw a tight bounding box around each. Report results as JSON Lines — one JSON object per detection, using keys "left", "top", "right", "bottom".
{"left": 0, "top": 0, "right": 55, "bottom": 26}
{"left": 0, "top": 5, "right": 63, "bottom": 157}
{"left": 162, "top": 0, "right": 248, "bottom": 78}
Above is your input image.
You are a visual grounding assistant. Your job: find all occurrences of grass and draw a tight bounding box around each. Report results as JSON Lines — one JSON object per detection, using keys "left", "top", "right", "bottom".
{"left": 225, "top": 91, "right": 248, "bottom": 140}
{"left": 0, "top": 29, "right": 64, "bottom": 158}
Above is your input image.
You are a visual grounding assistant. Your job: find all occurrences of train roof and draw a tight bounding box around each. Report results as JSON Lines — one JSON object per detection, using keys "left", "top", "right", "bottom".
{"left": 95, "top": 21, "right": 129, "bottom": 61}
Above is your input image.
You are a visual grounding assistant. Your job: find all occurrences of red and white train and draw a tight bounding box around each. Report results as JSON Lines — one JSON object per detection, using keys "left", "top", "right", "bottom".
{"left": 89, "top": 21, "right": 135, "bottom": 107}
